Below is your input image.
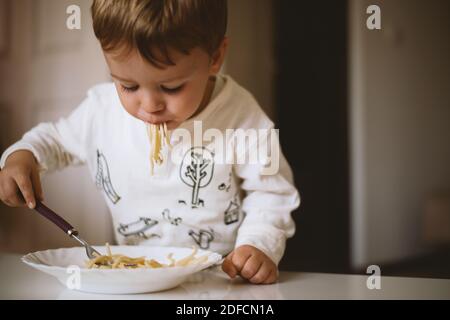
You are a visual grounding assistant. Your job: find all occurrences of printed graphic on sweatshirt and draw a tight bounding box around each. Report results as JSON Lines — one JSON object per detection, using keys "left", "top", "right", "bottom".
{"left": 224, "top": 193, "right": 241, "bottom": 225}
{"left": 95, "top": 149, "right": 121, "bottom": 204}
{"left": 180, "top": 146, "right": 215, "bottom": 209}
{"left": 162, "top": 209, "right": 182, "bottom": 226}
{"left": 188, "top": 228, "right": 215, "bottom": 250}
{"left": 117, "top": 217, "right": 160, "bottom": 240}
{"left": 218, "top": 171, "right": 232, "bottom": 192}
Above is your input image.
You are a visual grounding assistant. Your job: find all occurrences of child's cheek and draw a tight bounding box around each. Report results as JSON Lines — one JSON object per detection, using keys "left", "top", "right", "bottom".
{"left": 169, "top": 93, "right": 196, "bottom": 118}
{"left": 118, "top": 92, "right": 139, "bottom": 117}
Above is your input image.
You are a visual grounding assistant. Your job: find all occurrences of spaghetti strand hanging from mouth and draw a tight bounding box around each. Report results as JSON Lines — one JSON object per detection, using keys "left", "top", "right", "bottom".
{"left": 146, "top": 122, "right": 172, "bottom": 175}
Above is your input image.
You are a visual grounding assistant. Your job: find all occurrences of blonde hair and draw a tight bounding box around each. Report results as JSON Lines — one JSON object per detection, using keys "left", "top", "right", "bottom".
{"left": 91, "top": 0, "right": 227, "bottom": 67}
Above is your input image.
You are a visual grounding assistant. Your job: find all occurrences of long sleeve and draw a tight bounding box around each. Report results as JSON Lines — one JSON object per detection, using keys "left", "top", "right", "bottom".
{"left": 233, "top": 128, "right": 300, "bottom": 265}
{"left": 0, "top": 90, "right": 98, "bottom": 173}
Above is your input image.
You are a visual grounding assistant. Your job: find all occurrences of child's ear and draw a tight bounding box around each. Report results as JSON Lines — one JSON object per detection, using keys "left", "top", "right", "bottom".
{"left": 209, "top": 37, "right": 229, "bottom": 75}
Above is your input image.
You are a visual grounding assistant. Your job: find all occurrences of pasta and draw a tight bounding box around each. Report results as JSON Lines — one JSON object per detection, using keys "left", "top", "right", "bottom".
{"left": 86, "top": 243, "right": 208, "bottom": 269}
{"left": 146, "top": 122, "right": 171, "bottom": 175}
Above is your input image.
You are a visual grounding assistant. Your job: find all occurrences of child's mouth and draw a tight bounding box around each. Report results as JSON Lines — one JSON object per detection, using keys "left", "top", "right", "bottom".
{"left": 137, "top": 110, "right": 168, "bottom": 124}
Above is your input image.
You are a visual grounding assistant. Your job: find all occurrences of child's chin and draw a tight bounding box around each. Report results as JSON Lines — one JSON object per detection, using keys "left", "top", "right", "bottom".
{"left": 165, "top": 121, "right": 178, "bottom": 130}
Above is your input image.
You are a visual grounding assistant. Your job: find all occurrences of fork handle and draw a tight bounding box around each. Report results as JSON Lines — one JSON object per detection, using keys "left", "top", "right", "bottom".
{"left": 34, "top": 201, "right": 77, "bottom": 235}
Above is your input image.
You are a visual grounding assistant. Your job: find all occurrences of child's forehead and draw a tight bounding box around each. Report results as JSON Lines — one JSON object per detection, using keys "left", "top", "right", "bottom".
{"left": 104, "top": 47, "right": 203, "bottom": 82}
{"left": 105, "top": 46, "right": 208, "bottom": 82}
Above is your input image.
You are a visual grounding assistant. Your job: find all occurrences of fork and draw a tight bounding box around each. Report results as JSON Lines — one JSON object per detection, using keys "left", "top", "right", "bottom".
{"left": 33, "top": 201, "right": 101, "bottom": 259}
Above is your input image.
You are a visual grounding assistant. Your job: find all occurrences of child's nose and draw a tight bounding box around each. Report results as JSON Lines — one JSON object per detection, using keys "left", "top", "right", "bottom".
{"left": 140, "top": 93, "right": 165, "bottom": 113}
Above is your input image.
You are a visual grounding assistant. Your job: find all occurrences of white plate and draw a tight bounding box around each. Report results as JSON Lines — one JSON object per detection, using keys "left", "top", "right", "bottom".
{"left": 22, "top": 245, "right": 222, "bottom": 294}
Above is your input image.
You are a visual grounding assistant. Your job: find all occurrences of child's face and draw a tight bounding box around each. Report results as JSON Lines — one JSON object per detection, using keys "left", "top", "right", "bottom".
{"left": 104, "top": 41, "right": 227, "bottom": 130}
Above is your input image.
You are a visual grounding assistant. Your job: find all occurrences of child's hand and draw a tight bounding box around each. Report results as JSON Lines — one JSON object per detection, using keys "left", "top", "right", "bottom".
{"left": 0, "top": 150, "right": 43, "bottom": 209}
{"left": 222, "top": 245, "right": 278, "bottom": 284}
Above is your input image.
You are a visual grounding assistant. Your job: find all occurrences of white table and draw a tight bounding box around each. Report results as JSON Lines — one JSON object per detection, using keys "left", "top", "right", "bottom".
{"left": 1, "top": 254, "right": 449, "bottom": 299}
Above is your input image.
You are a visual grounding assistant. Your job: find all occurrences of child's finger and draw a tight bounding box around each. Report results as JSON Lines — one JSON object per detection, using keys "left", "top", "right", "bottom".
{"left": 222, "top": 260, "right": 238, "bottom": 278}
{"left": 0, "top": 174, "right": 7, "bottom": 201}
{"left": 1, "top": 176, "right": 27, "bottom": 207}
{"left": 14, "top": 174, "right": 36, "bottom": 209}
{"left": 222, "top": 254, "right": 238, "bottom": 278}
{"left": 262, "top": 269, "right": 278, "bottom": 284}
{"left": 240, "top": 255, "right": 263, "bottom": 280}
{"left": 249, "top": 261, "right": 272, "bottom": 284}
{"left": 30, "top": 168, "right": 44, "bottom": 201}
{"left": 230, "top": 249, "right": 252, "bottom": 273}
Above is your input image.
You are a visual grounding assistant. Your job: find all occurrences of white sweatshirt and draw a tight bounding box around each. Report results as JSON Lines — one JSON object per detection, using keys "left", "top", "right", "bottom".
{"left": 0, "top": 75, "right": 300, "bottom": 265}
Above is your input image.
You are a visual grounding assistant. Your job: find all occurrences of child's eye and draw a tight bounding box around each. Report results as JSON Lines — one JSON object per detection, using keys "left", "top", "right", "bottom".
{"left": 121, "top": 84, "right": 139, "bottom": 93}
{"left": 160, "top": 84, "right": 184, "bottom": 94}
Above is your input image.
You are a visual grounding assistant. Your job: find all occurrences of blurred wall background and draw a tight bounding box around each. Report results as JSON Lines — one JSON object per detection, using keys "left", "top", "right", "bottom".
{"left": 0, "top": 0, "right": 449, "bottom": 279}
{"left": 0, "top": 0, "right": 114, "bottom": 253}
{"left": 273, "top": 0, "right": 449, "bottom": 277}
{"left": 348, "top": 0, "right": 450, "bottom": 271}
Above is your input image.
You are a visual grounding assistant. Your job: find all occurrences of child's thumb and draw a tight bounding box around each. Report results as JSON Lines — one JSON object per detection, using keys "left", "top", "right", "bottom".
{"left": 222, "top": 251, "right": 238, "bottom": 278}
{"left": 15, "top": 174, "right": 36, "bottom": 209}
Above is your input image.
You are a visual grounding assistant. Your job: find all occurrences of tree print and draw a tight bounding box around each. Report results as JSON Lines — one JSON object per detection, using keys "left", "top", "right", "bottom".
{"left": 180, "top": 147, "right": 214, "bottom": 208}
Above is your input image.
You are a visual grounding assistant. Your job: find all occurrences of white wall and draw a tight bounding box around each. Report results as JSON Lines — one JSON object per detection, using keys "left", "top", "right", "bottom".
{"left": 349, "top": 0, "right": 450, "bottom": 268}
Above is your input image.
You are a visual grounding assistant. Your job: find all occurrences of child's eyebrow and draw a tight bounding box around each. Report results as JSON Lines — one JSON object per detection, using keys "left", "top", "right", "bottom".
{"left": 110, "top": 73, "right": 191, "bottom": 84}
{"left": 110, "top": 74, "right": 134, "bottom": 83}
{"left": 160, "top": 73, "right": 192, "bottom": 84}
